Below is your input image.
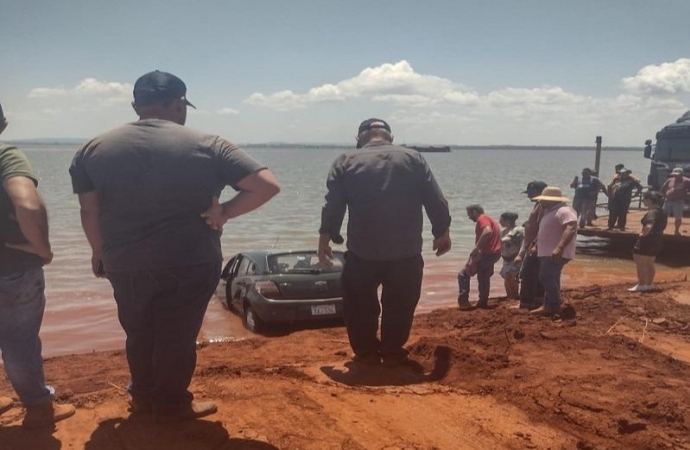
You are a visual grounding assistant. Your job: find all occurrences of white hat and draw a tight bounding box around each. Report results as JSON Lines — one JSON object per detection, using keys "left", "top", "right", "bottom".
{"left": 533, "top": 186, "right": 569, "bottom": 202}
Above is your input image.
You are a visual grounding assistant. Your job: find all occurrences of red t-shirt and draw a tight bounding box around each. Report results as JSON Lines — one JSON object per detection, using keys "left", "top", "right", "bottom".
{"left": 475, "top": 214, "right": 502, "bottom": 254}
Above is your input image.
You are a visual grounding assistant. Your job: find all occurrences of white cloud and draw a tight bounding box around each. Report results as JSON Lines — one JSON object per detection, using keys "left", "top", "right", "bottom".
{"left": 245, "top": 60, "right": 478, "bottom": 111}
{"left": 217, "top": 107, "right": 239, "bottom": 115}
{"left": 622, "top": 58, "right": 690, "bottom": 95}
{"left": 28, "top": 88, "right": 68, "bottom": 98}
{"left": 28, "top": 78, "right": 133, "bottom": 105}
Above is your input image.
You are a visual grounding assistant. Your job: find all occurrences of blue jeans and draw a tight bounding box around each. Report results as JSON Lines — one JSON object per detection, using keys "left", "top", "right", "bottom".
{"left": 0, "top": 268, "right": 53, "bottom": 405}
{"left": 458, "top": 253, "right": 501, "bottom": 302}
{"left": 538, "top": 257, "right": 569, "bottom": 308}
{"left": 107, "top": 262, "right": 221, "bottom": 413}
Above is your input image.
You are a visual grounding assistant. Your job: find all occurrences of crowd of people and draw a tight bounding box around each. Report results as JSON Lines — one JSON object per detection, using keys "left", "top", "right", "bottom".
{"left": 1, "top": 70, "right": 688, "bottom": 430}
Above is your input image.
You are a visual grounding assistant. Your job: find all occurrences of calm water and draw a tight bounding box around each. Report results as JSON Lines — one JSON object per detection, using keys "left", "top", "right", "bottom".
{"left": 19, "top": 144, "right": 685, "bottom": 356}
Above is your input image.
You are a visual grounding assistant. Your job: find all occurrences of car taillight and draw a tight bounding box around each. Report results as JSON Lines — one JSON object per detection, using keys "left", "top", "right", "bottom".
{"left": 255, "top": 281, "right": 281, "bottom": 299}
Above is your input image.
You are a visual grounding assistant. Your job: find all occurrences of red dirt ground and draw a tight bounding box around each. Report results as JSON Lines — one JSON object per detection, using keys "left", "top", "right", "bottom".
{"left": 1, "top": 280, "right": 690, "bottom": 450}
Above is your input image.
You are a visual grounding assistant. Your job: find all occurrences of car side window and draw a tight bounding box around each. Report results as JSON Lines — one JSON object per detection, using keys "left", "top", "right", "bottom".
{"left": 247, "top": 261, "right": 256, "bottom": 276}
{"left": 230, "top": 256, "right": 243, "bottom": 278}
{"left": 237, "top": 257, "right": 252, "bottom": 276}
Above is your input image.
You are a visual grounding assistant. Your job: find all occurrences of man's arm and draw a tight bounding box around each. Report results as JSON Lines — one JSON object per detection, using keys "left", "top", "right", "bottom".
{"left": 201, "top": 168, "right": 280, "bottom": 231}
{"left": 318, "top": 159, "right": 348, "bottom": 264}
{"left": 552, "top": 221, "right": 577, "bottom": 260}
{"left": 78, "top": 191, "right": 105, "bottom": 277}
{"left": 3, "top": 175, "right": 52, "bottom": 264}
{"left": 472, "top": 225, "right": 493, "bottom": 256}
{"left": 596, "top": 179, "right": 609, "bottom": 197}
{"left": 418, "top": 157, "right": 452, "bottom": 256}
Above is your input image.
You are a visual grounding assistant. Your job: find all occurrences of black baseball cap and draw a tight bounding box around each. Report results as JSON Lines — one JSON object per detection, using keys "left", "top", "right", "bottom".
{"left": 522, "top": 181, "right": 548, "bottom": 194}
{"left": 357, "top": 118, "right": 391, "bottom": 135}
{"left": 133, "top": 70, "right": 196, "bottom": 108}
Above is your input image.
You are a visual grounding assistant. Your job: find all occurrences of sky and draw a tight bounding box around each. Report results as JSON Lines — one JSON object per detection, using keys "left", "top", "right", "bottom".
{"left": 1, "top": 0, "right": 689, "bottom": 146}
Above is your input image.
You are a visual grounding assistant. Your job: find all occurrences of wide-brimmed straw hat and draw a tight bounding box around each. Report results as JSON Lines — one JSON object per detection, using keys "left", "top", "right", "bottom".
{"left": 533, "top": 186, "right": 569, "bottom": 202}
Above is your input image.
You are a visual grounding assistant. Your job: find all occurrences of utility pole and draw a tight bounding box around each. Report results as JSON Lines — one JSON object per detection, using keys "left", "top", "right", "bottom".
{"left": 594, "top": 136, "right": 602, "bottom": 176}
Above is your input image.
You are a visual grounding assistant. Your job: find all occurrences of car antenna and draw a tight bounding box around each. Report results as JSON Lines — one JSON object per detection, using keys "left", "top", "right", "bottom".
{"left": 272, "top": 236, "right": 279, "bottom": 249}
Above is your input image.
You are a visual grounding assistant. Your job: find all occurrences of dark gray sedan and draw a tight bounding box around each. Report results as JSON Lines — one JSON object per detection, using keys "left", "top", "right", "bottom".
{"left": 220, "top": 250, "right": 345, "bottom": 333}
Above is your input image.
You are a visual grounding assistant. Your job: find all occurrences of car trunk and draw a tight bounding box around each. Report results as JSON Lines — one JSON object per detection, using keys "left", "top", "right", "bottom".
{"left": 271, "top": 273, "right": 342, "bottom": 300}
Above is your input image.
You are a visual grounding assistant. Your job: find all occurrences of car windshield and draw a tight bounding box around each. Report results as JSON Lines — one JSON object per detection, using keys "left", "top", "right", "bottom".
{"left": 267, "top": 252, "right": 344, "bottom": 274}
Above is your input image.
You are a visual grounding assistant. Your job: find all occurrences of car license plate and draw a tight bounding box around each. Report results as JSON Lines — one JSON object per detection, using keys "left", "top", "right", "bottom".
{"left": 311, "top": 304, "right": 336, "bottom": 316}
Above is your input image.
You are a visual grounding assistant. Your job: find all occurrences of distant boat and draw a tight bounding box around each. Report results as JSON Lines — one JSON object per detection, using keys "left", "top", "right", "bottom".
{"left": 403, "top": 145, "right": 451, "bottom": 153}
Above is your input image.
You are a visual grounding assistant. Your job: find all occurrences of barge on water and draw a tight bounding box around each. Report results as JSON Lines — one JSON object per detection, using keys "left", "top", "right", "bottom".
{"left": 403, "top": 145, "right": 451, "bottom": 153}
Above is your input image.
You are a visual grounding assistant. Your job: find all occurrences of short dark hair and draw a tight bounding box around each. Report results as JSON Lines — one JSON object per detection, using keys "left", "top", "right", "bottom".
{"left": 500, "top": 212, "right": 518, "bottom": 223}
{"left": 466, "top": 204, "right": 484, "bottom": 215}
{"left": 643, "top": 190, "right": 664, "bottom": 206}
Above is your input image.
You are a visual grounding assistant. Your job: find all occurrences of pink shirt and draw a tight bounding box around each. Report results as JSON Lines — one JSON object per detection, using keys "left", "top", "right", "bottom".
{"left": 661, "top": 176, "right": 690, "bottom": 202}
{"left": 537, "top": 203, "right": 577, "bottom": 259}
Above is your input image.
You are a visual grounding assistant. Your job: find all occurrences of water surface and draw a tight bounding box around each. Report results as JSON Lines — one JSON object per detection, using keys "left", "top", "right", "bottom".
{"left": 20, "top": 144, "right": 686, "bottom": 356}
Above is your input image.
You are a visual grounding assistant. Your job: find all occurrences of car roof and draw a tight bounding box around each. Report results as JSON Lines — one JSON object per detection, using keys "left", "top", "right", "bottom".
{"left": 229, "top": 249, "right": 345, "bottom": 272}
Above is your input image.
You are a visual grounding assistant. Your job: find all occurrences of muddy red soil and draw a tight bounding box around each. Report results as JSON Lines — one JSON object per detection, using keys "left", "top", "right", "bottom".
{"left": 1, "top": 280, "right": 690, "bottom": 450}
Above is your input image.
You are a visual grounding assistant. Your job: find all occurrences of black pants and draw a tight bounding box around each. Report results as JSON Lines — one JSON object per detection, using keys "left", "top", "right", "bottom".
{"left": 108, "top": 262, "right": 221, "bottom": 413}
{"left": 519, "top": 253, "right": 544, "bottom": 308}
{"left": 341, "top": 252, "right": 423, "bottom": 361}
{"left": 608, "top": 196, "right": 631, "bottom": 230}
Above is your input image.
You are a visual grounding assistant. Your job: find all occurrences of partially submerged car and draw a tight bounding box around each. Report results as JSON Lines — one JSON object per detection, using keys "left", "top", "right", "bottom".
{"left": 220, "top": 250, "right": 345, "bottom": 332}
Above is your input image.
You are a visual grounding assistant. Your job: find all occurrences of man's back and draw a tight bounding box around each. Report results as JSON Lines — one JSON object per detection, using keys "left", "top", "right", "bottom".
{"left": 323, "top": 142, "right": 448, "bottom": 261}
{"left": 70, "top": 119, "right": 263, "bottom": 273}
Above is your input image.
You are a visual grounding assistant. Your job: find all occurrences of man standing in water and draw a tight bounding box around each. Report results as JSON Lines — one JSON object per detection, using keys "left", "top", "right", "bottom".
{"left": 457, "top": 205, "right": 502, "bottom": 310}
{"left": 70, "top": 71, "right": 279, "bottom": 422}
{"left": 318, "top": 118, "right": 451, "bottom": 367}
{"left": 0, "top": 103, "right": 75, "bottom": 427}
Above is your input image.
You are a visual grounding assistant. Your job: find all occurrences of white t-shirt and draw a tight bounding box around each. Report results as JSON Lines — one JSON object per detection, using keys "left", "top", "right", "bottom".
{"left": 537, "top": 204, "right": 577, "bottom": 259}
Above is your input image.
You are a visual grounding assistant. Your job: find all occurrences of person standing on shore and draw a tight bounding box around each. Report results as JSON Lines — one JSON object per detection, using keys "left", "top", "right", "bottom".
{"left": 660, "top": 167, "right": 690, "bottom": 236}
{"left": 530, "top": 187, "right": 577, "bottom": 317}
{"left": 0, "top": 103, "right": 76, "bottom": 428}
{"left": 498, "top": 212, "right": 524, "bottom": 300}
{"left": 629, "top": 191, "right": 667, "bottom": 292}
{"left": 318, "top": 118, "right": 451, "bottom": 367}
{"left": 457, "top": 205, "right": 501, "bottom": 310}
{"left": 69, "top": 71, "right": 279, "bottom": 422}
{"left": 514, "top": 181, "right": 547, "bottom": 310}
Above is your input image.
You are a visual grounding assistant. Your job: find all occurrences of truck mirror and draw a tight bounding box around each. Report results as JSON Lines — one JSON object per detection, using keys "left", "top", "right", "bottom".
{"left": 643, "top": 141, "right": 652, "bottom": 159}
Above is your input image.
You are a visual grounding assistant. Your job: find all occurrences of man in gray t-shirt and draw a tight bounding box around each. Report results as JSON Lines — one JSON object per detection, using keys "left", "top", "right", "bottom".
{"left": 69, "top": 71, "right": 279, "bottom": 422}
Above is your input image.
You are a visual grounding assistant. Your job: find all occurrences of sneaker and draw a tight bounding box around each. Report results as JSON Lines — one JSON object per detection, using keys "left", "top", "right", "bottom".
{"left": 530, "top": 305, "right": 561, "bottom": 317}
{"left": 638, "top": 285, "right": 653, "bottom": 292}
{"left": 352, "top": 353, "right": 381, "bottom": 366}
{"left": 22, "top": 402, "right": 76, "bottom": 428}
{"left": 628, "top": 284, "right": 643, "bottom": 292}
{"left": 476, "top": 299, "right": 489, "bottom": 309}
{"left": 0, "top": 397, "right": 13, "bottom": 415}
{"left": 154, "top": 401, "right": 217, "bottom": 424}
